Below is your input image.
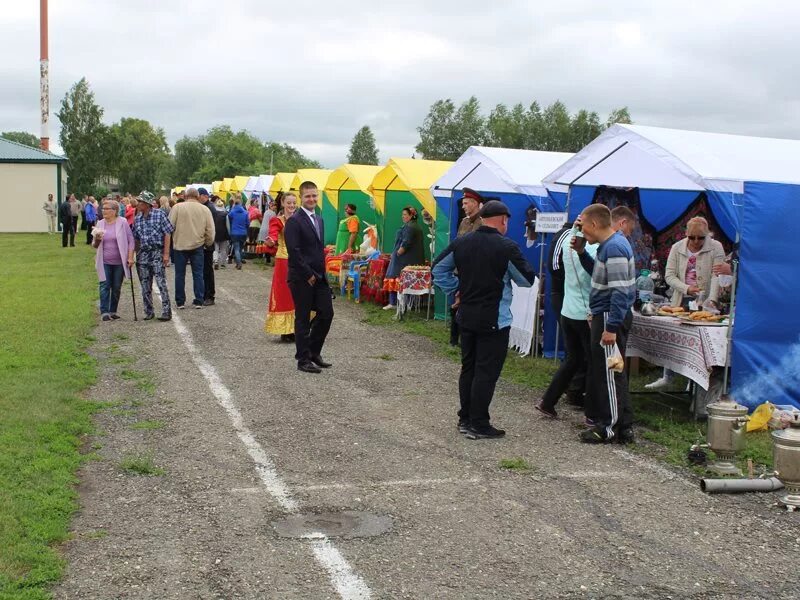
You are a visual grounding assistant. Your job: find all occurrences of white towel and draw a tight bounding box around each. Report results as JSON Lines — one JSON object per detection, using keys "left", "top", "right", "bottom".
{"left": 508, "top": 277, "right": 539, "bottom": 356}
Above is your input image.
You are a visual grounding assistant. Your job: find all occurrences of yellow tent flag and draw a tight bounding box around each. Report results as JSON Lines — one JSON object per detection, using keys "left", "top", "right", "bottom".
{"left": 325, "top": 164, "right": 383, "bottom": 211}
{"left": 269, "top": 172, "right": 295, "bottom": 197}
{"left": 368, "top": 158, "right": 453, "bottom": 216}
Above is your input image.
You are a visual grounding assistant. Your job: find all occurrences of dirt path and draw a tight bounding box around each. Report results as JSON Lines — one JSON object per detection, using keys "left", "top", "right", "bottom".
{"left": 56, "top": 263, "right": 800, "bottom": 599}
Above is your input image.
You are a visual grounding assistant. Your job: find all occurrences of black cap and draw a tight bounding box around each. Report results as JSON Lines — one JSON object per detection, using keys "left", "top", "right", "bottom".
{"left": 198, "top": 187, "right": 209, "bottom": 197}
{"left": 480, "top": 200, "right": 511, "bottom": 218}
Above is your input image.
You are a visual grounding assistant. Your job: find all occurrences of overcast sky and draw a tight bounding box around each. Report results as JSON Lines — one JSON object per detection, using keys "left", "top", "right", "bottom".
{"left": 3, "top": 1, "right": 799, "bottom": 167}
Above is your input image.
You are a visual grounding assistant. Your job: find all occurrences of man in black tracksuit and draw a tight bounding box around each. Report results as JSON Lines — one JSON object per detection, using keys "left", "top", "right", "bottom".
{"left": 198, "top": 188, "right": 217, "bottom": 306}
{"left": 433, "top": 200, "right": 535, "bottom": 439}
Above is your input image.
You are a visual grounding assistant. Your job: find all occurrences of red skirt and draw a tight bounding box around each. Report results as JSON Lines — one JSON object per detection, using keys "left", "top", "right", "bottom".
{"left": 264, "top": 257, "right": 295, "bottom": 335}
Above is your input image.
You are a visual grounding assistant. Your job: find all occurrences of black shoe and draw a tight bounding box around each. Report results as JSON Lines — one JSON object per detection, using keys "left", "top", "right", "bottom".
{"left": 280, "top": 334, "right": 293, "bottom": 343}
{"left": 110, "top": 313, "right": 121, "bottom": 320}
{"left": 203, "top": 298, "right": 215, "bottom": 306}
{"left": 580, "top": 427, "right": 611, "bottom": 444}
{"left": 298, "top": 361, "right": 322, "bottom": 374}
{"left": 310, "top": 355, "right": 332, "bottom": 368}
{"left": 465, "top": 424, "right": 506, "bottom": 440}
{"left": 535, "top": 402, "right": 557, "bottom": 419}
{"left": 143, "top": 314, "right": 155, "bottom": 321}
{"left": 214, "top": 264, "right": 219, "bottom": 270}
{"left": 616, "top": 429, "right": 635, "bottom": 445}
{"left": 157, "top": 314, "right": 172, "bottom": 322}
{"left": 458, "top": 420, "right": 470, "bottom": 434}
{"left": 101, "top": 314, "right": 111, "bottom": 322}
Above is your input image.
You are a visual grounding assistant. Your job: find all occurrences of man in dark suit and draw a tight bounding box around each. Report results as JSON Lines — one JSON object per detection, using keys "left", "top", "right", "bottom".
{"left": 284, "top": 181, "right": 335, "bottom": 374}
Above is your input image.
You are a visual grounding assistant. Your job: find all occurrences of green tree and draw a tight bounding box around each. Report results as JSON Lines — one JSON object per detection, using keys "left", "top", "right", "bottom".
{"left": 606, "top": 107, "right": 632, "bottom": 127}
{"left": 156, "top": 153, "right": 178, "bottom": 191}
{"left": 107, "top": 117, "right": 169, "bottom": 193}
{"left": 263, "top": 142, "right": 322, "bottom": 173}
{"left": 540, "top": 100, "right": 573, "bottom": 151}
{"left": 174, "top": 136, "right": 207, "bottom": 184}
{"left": 347, "top": 126, "right": 379, "bottom": 164}
{"left": 416, "top": 97, "right": 486, "bottom": 160}
{"left": 486, "top": 103, "right": 527, "bottom": 148}
{"left": 1, "top": 131, "right": 40, "bottom": 148}
{"left": 522, "top": 101, "right": 544, "bottom": 150}
{"left": 56, "top": 78, "right": 108, "bottom": 195}
{"left": 571, "top": 109, "right": 603, "bottom": 151}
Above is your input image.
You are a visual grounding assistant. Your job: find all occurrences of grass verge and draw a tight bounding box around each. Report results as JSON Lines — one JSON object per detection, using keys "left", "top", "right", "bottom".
{"left": 354, "top": 299, "right": 772, "bottom": 473}
{"left": 118, "top": 452, "right": 165, "bottom": 476}
{"left": 0, "top": 234, "right": 98, "bottom": 598}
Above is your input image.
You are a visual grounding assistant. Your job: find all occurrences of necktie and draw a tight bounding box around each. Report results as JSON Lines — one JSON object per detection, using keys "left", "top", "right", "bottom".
{"left": 310, "top": 212, "right": 320, "bottom": 239}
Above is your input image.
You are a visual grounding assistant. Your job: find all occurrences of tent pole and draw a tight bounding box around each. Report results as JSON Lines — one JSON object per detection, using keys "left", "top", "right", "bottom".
{"left": 553, "top": 322, "right": 560, "bottom": 364}
{"left": 722, "top": 256, "right": 739, "bottom": 395}
{"left": 533, "top": 234, "right": 546, "bottom": 358}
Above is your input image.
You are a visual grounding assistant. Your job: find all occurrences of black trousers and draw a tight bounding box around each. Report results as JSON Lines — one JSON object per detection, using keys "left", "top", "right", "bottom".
{"left": 203, "top": 247, "right": 215, "bottom": 301}
{"left": 449, "top": 305, "right": 460, "bottom": 345}
{"left": 541, "top": 316, "right": 593, "bottom": 414}
{"left": 288, "top": 279, "right": 334, "bottom": 363}
{"left": 85, "top": 220, "right": 96, "bottom": 245}
{"left": 588, "top": 311, "right": 634, "bottom": 438}
{"left": 61, "top": 220, "right": 75, "bottom": 247}
{"left": 458, "top": 326, "right": 510, "bottom": 428}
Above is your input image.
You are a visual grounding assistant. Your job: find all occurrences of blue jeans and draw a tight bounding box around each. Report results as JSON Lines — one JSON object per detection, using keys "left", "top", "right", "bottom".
{"left": 99, "top": 263, "right": 124, "bottom": 315}
{"left": 231, "top": 235, "right": 246, "bottom": 266}
{"left": 173, "top": 247, "right": 205, "bottom": 306}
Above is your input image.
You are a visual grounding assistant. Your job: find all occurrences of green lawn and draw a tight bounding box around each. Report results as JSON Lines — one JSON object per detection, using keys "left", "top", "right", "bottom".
{"left": 0, "top": 234, "right": 98, "bottom": 599}
{"left": 356, "top": 299, "right": 772, "bottom": 473}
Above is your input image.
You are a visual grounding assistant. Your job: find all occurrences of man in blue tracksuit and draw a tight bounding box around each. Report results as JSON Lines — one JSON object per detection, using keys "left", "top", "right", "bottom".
{"left": 227, "top": 197, "right": 250, "bottom": 269}
{"left": 574, "top": 204, "right": 636, "bottom": 444}
{"left": 433, "top": 200, "right": 535, "bottom": 439}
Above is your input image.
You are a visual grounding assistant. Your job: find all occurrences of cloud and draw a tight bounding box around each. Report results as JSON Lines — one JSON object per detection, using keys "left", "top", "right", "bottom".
{"left": 2, "top": 0, "right": 800, "bottom": 167}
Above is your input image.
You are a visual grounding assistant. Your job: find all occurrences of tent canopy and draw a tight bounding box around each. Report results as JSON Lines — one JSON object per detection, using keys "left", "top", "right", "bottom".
{"left": 269, "top": 172, "right": 295, "bottom": 197}
{"left": 229, "top": 175, "right": 250, "bottom": 194}
{"left": 544, "top": 124, "right": 800, "bottom": 195}
{"left": 221, "top": 178, "right": 234, "bottom": 195}
{"left": 434, "top": 146, "right": 572, "bottom": 204}
{"left": 325, "top": 164, "right": 382, "bottom": 210}
{"left": 255, "top": 174, "right": 274, "bottom": 194}
{"left": 291, "top": 169, "right": 333, "bottom": 193}
{"left": 244, "top": 176, "right": 260, "bottom": 193}
{"left": 211, "top": 181, "right": 223, "bottom": 196}
{"left": 369, "top": 158, "right": 453, "bottom": 216}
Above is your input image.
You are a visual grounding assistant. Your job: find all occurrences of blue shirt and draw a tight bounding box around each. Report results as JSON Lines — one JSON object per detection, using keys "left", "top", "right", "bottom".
{"left": 85, "top": 203, "right": 97, "bottom": 222}
{"left": 132, "top": 209, "right": 174, "bottom": 250}
{"left": 579, "top": 231, "right": 636, "bottom": 333}
{"left": 560, "top": 230, "right": 598, "bottom": 320}
{"left": 228, "top": 205, "right": 250, "bottom": 236}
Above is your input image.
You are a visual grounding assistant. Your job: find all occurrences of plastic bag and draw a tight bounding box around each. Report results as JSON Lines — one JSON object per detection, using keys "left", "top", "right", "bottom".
{"left": 606, "top": 343, "right": 624, "bottom": 373}
{"left": 746, "top": 402, "right": 773, "bottom": 433}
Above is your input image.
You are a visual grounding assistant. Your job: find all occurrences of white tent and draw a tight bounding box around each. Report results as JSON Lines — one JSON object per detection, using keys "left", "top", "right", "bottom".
{"left": 434, "top": 146, "right": 573, "bottom": 199}
{"left": 543, "top": 124, "right": 800, "bottom": 195}
{"left": 254, "top": 174, "right": 275, "bottom": 194}
{"left": 244, "top": 176, "right": 260, "bottom": 193}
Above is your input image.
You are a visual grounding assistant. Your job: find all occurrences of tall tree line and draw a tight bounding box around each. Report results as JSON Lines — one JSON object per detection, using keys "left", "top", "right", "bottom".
{"left": 415, "top": 97, "right": 632, "bottom": 161}
{"left": 55, "top": 78, "right": 321, "bottom": 196}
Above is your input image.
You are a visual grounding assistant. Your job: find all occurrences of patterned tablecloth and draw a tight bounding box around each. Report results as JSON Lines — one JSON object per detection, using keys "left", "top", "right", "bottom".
{"left": 362, "top": 257, "right": 390, "bottom": 305}
{"left": 397, "top": 266, "right": 432, "bottom": 315}
{"left": 627, "top": 314, "right": 729, "bottom": 390}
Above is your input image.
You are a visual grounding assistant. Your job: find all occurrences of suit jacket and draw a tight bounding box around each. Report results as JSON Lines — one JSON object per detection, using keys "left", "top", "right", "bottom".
{"left": 284, "top": 209, "right": 327, "bottom": 284}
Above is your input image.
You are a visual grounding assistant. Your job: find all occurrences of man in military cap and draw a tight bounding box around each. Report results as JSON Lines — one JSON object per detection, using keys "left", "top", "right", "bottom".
{"left": 449, "top": 188, "right": 485, "bottom": 345}
{"left": 132, "top": 191, "right": 174, "bottom": 321}
{"left": 433, "top": 200, "right": 535, "bottom": 439}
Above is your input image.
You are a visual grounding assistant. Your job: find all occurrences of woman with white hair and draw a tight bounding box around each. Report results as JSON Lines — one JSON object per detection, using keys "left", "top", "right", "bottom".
{"left": 646, "top": 216, "right": 725, "bottom": 389}
{"left": 91, "top": 198, "right": 135, "bottom": 321}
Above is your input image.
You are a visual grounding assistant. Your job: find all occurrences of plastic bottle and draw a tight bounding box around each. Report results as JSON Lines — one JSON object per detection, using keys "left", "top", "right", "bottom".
{"left": 636, "top": 269, "right": 655, "bottom": 304}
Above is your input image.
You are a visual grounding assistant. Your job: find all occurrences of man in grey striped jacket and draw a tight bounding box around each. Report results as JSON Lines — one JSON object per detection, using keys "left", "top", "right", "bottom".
{"left": 574, "top": 204, "right": 636, "bottom": 444}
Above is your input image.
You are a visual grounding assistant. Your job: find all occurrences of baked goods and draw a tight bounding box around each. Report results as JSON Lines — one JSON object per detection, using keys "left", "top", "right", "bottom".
{"left": 607, "top": 355, "right": 625, "bottom": 372}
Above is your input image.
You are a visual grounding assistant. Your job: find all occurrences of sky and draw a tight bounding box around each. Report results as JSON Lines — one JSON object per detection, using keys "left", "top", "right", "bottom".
{"left": 2, "top": 1, "right": 800, "bottom": 168}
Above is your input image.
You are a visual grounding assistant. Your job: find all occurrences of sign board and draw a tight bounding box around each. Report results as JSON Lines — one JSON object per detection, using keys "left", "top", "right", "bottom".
{"left": 535, "top": 212, "right": 568, "bottom": 233}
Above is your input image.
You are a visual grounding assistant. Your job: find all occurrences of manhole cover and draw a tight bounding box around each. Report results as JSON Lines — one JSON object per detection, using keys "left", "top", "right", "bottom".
{"left": 271, "top": 511, "right": 392, "bottom": 539}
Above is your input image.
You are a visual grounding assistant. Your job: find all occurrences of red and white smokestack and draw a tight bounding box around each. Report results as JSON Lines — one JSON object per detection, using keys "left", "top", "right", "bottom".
{"left": 40, "top": 0, "right": 50, "bottom": 152}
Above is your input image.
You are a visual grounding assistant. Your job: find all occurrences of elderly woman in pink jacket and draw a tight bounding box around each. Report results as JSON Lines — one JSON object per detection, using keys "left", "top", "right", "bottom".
{"left": 91, "top": 198, "right": 135, "bottom": 321}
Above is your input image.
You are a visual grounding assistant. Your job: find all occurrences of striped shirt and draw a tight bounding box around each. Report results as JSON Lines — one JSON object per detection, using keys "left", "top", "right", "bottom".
{"left": 580, "top": 231, "right": 635, "bottom": 333}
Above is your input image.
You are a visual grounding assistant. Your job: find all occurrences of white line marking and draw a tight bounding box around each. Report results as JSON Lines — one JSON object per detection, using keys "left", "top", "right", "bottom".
{"left": 611, "top": 448, "right": 697, "bottom": 490}
{"left": 165, "top": 303, "right": 371, "bottom": 599}
{"left": 298, "top": 476, "right": 482, "bottom": 491}
{"left": 217, "top": 286, "right": 264, "bottom": 322}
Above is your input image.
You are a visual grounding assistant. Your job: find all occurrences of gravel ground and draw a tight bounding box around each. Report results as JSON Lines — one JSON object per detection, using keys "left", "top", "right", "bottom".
{"left": 56, "top": 262, "right": 800, "bottom": 600}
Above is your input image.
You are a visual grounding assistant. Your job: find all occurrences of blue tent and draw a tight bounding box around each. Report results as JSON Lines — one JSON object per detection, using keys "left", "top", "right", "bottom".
{"left": 543, "top": 124, "right": 800, "bottom": 409}
{"left": 431, "top": 146, "right": 573, "bottom": 357}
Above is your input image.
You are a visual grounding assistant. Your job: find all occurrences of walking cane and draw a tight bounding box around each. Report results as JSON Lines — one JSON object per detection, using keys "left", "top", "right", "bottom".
{"left": 129, "top": 263, "right": 138, "bottom": 321}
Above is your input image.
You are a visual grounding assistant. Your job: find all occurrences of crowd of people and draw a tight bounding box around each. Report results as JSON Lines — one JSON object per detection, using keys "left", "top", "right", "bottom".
{"left": 55, "top": 180, "right": 734, "bottom": 445}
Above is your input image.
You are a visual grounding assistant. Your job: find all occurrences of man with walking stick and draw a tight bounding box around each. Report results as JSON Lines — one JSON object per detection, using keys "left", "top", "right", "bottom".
{"left": 132, "top": 191, "right": 174, "bottom": 321}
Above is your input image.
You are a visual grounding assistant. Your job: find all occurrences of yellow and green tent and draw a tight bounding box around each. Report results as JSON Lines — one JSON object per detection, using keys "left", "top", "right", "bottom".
{"left": 324, "top": 164, "right": 383, "bottom": 250}
{"left": 268, "top": 172, "right": 295, "bottom": 199}
{"left": 368, "top": 158, "right": 453, "bottom": 260}
{"left": 230, "top": 175, "right": 251, "bottom": 201}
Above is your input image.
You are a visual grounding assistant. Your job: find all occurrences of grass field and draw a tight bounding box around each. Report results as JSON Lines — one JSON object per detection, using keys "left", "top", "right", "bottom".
{"left": 0, "top": 234, "right": 98, "bottom": 599}
{"left": 357, "top": 299, "right": 773, "bottom": 473}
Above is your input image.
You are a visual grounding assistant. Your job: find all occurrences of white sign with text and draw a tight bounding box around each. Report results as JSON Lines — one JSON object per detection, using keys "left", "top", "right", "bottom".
{"left": 534, "top": 212, "right": 568, "bottom": 233}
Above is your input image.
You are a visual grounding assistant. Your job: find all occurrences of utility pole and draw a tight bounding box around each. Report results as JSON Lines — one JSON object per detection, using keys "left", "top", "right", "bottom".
{"left": 40, "top": 0, "right": 50, "bottom": 151}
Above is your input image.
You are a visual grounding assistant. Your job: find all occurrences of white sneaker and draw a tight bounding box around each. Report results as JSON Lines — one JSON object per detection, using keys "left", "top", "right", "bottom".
{"left": 382, "top": 304, "right": 396, "bottom": 311}
{"left": 645, "top": 376, "right": 672, "bottom": 390}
